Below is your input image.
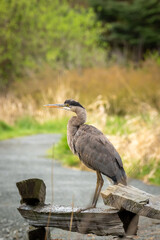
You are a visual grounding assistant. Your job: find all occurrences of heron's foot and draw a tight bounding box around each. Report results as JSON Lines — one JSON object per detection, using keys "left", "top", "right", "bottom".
{"left": 76, "top": 205, "right": 96, "bottom": 213}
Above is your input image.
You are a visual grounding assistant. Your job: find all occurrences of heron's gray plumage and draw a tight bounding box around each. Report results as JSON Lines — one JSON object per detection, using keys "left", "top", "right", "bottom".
{"left": 45, "top": 99, "right": 127, "bottom": 209}
{"left": 67, "top": 102, "right": 127, "bottom": 185}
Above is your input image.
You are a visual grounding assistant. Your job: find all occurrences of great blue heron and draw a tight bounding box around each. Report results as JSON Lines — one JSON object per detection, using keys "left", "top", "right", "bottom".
{"left": 44, "top": 99, "right": 127, "bottom": 210}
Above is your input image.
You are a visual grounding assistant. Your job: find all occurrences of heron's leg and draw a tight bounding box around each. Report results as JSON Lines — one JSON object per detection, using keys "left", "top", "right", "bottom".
{"left": 77, "top": 171, "right": 104, "bottom": 213}
{"left": 91, "top": 171, "right": 100, "bottom": 206}
{"left": 92, "top": 171, "right": 104, "bottom": 208}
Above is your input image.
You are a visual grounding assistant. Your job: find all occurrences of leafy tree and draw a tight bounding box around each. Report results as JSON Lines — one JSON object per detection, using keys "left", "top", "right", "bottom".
{"left": 0, "top": 0, "right": 105, "bottom": 91}
{"left": 89, "top": 0, "right": 160, "bottom": 61}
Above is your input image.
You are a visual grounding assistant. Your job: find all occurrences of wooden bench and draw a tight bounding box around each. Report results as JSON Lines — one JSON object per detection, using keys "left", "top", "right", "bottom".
{"left": 16, "top": 178, "right": 160, "bottom": 240}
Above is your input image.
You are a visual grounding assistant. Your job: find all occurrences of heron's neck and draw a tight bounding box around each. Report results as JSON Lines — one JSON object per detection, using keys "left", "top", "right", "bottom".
{"left": 67, "top": 108, "right": 87, "bottom": 153}
{"left": 67, "top": 108, "right": 87, "bottom": 137}
{"left": 70, "top": 108, "right": 87, "bottom": 127}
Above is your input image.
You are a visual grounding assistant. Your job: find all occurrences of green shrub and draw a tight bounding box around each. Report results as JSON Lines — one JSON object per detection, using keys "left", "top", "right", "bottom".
{"left": 0, "top": 121, "right": 13, "bottom": 131}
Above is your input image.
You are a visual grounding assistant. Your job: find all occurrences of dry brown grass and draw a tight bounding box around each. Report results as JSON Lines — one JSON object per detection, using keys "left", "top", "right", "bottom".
{"left": 108, "top": 114, "right": 160, "bottom": 183}
{"left": 1, "top": 58, "right": 160, "bottom": 124}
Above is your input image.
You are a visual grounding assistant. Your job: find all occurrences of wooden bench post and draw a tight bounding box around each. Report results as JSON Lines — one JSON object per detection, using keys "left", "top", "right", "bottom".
{"left": 16, "top": 178, "right": 46, "bottom": 205}
{"left": 16, "top": 178, "right": 50, "bottom": 240}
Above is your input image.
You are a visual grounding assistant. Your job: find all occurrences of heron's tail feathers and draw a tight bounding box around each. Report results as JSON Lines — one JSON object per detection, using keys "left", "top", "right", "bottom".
{"left": 116, "top": 168, "right": 127, "bottom": 186}
{"left": 117, "top": 176, "right": 127, "bottom": 185}
{"left": 106, "top": 168, "right": 127, "bottom": 186}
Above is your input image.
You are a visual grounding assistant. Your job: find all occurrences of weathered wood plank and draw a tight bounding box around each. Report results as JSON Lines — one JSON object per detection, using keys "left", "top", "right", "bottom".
{"left": 101, "top": 184, "right": 160, "bottom": 220}
{"left": 16, "top": 178, "right": 46, "bottom": 205}
{"left": 18, "top": 204, "right": 125, "bottom": 237}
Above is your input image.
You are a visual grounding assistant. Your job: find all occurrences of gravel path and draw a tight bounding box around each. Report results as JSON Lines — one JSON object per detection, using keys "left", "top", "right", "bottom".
{"left": 0, "top": 134, "right": 160, "bottom": 240}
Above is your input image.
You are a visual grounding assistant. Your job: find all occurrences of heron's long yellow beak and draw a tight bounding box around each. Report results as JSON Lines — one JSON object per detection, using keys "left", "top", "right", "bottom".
{"left": 44, "top": 104, "right": 65, "bottom": 108}
{"left": 44, "top": 104, "right": 71, "bottom": 111}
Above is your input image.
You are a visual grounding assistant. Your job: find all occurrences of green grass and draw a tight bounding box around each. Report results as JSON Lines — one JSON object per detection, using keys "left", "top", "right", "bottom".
{"left": 148, "top": 166, "right": 160, "bottom": 185}
{"left": 0, "top": 121, "right": 13, "bottom": 131}
{"left": 0, "top": 117, "right": 68, "bottom": 140}
{"left": 126, "top": 159, "right": 160, "bottom": 185}
{"left": 105, "top": 115, "right": 132, "bottom": 135}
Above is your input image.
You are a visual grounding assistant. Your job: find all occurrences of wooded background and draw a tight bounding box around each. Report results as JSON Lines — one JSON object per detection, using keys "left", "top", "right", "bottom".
{"left": 0, "top": 0, "right": 160, "bottom": 91}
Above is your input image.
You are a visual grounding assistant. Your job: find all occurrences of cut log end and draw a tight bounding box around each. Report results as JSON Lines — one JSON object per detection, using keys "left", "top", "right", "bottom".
{"left": 16, "top": 178, "right": 46, "bottom": 205}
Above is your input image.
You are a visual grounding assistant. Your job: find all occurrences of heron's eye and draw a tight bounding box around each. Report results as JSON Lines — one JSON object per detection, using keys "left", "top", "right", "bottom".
{"left": 66, "top": 104, "right": 70, "bottom": 107}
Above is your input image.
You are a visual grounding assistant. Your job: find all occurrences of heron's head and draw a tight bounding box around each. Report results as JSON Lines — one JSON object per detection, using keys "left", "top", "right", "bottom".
{"left": 44, "top": 99, "right": 85, "bottom": 113}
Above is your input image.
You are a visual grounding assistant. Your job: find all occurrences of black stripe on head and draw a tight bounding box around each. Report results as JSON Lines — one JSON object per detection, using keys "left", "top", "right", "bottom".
{"left": 64, "top": 99, "right": 85, "bottom": 109}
